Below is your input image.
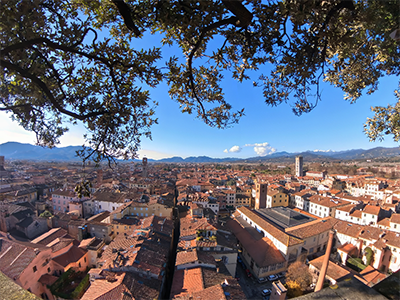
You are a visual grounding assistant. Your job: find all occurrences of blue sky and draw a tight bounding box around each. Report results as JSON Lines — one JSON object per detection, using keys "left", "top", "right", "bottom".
{"left": 1, "top": 32, "right": 399, "bottom": 160}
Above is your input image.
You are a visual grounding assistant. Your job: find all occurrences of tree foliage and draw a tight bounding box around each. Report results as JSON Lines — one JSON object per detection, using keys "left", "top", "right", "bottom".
{"left": 286, "top": 261, "right": 313, "bottom": 290}
{"left": 364, "top": 246, "right": 374, "bottom": 266}
{"left": 285, "top": 280, "right": 303, "bottom": 298}
{"left": 1, "top": 0, "right": 399, "bottom": 162}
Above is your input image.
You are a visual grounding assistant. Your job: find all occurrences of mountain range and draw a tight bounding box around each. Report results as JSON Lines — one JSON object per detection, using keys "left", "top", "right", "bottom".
{"left": 0, "top": 142, "right": 399, "bottom": 163}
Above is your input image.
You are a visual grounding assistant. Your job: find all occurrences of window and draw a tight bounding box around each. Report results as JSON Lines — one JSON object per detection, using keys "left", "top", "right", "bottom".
{"left": 33, "top": 266, "right": 37, "bottom": 272}
{"left": 48, "top": 267, "right": 51, "bottom": 273}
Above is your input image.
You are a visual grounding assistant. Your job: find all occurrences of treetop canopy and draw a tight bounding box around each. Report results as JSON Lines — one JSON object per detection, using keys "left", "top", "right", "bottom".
{"left": 1, "top": 0, "right": 399, "bottom": 163}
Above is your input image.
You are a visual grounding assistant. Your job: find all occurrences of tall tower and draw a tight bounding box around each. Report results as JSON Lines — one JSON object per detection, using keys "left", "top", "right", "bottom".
{"left": 255, "top": 182, "right": 268, "bottom": 209}
{"left": 142, "top": 157, "right": 148, "bottom": 178}
{"left": 295, "top": 155, "right": 303, "bottom": 177}
{"left": 97, "top": 169, "right": 103, "bottom": 185}
{"left": 0, "top": 156, "right": 8, "bottom": 178}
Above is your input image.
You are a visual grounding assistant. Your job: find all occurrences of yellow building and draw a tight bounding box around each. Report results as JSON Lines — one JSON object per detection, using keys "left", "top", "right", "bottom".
{"left": 112, "top": 196, "right": 173, "bottom": 220}
{"left": 235, "top": 194, "right": 251, "bottom": 207}
{"left": 266, "top": 190, "right": 289, "bottom": 208}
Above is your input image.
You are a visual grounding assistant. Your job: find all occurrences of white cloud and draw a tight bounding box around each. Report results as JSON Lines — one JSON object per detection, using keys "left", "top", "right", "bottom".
{"left": 244, "top": 142, "right": 269, "bottom": 147}
{"left": 254, "top": 146, "right": 276, "bottom": 156}
{"left": 246, "top": 142, "right": 276, "bottom": 156}
{"left": 313, "top": 149, "right": 335, "bottom": 153}
{"left": 254, "top": 146, "right": 267, "bottom": 156}
{"left": 223, "top": 142, "right": 276, "bottom": 156}
{"left": 229, "top": 145, "right": 241, "bottom": 153}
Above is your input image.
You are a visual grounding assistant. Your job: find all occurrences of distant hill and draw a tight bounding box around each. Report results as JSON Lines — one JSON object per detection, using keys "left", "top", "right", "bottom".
{"left": 0, "top": 142, "right": 398, "bottom": 163}
{"left": 0, "top": 142, "right": 82, "bottom": 161}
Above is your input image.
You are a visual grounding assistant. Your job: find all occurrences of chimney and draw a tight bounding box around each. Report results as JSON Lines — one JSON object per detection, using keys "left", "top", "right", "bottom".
{"left": 314, "top": 230, "right": 335, "bottom": 292}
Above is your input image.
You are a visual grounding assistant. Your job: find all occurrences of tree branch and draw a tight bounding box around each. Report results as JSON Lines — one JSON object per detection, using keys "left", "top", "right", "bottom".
{"left": 0, "top": 59, "right": 108, "bottom": 120}
{"left": 187, "top": 16, "right": 239, "bottom": 122}
{"left": 221, "top": 0, "right": 253, "bottom": 27}
{"left": 111, "top": 0, "right": 141, "bottom": 36}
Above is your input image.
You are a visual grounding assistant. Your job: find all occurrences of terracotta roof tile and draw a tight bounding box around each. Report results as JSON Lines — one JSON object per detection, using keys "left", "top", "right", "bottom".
{"left": 355, "top": 265, "right": 387, "bottom": 286}
{"left": 0, "top": 238, "right": 38, "bottom": 280}
{"left": 390, "top": 214, "right": 400, "bottom": 224}
{"left": 52, "top": 245, "right": 87, "bottom": 267}
{"left": 179, "top": 284, "right": 226, "bottom": 300}
{"left": 31, "top": 228, "right": 68, "bottom": 245}
{"left": 309, "top": 257, "right": 351, "bottom": 281}
{"left": 170, "top": 267, "right": 204, "bottom": 298}
{"left": 176, "top": 250, "right": 198, "bottom": 266}
{"left": 363, "top": 205, "right": 381, "bottom": 215}
{"left": 226, "top": 218, "right": 285, "bottom": 267}
{"left": 286, "top": 218, "right": 338, "bottom": 239}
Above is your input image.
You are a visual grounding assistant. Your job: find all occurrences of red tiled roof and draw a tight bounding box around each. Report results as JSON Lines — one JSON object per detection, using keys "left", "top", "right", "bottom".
{"left": 175, "top": 250, "right": 198, "bottom": 266}
{"left": 81, "top": 272, "right": 129, "bottom": 300}
{"left": 390, "top": 214, "right": 400, "bottom": 224}
{"left": 0, "top": 238, "right": 40, "bottom": 280}
{"left": 337, "top": 243, "right": 357, "bottom": 254}
{"left": 349, "top": 210, "right": 362, "bottom": 218}
{"left": 363, "top": 205, "right": 381, "bottom": 215}
{"left": 377, "top": 218, "right": 390, "bottom": 227}
{"left": 178, "top": 283, "right": 227, "bottom": 300}
{"left": 226, "top": 219, "right": 285, "bottom": 267}
{"left": 237, "top": 207, "right": 299, "bottom": 246}
{"left": 170, "top": 267, "right": 204, "bottom": 299}
{"left": 52, "top": 245, "right": 87, "bottom": 268}
{"left": 309, "top": 195, "right": 347, "bottom": 208}
{"left": 309, "top": 256, "right": 350, "bottom": 281}
{"left": 286, "top": 218, "right": 338, "bottom": 239}
{"left": 355, "top": 265, "right": 387, "bottom": 286}
{"left": 31, "top": 228, "right": 68, "bottom": 245}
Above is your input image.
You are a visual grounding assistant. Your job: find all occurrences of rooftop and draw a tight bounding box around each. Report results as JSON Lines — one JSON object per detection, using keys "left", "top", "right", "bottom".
{"left": 255, "top": 207, "right": 316, "bottom": 229}
{"left": 293, "top": 276, "right": 387, "bottom": 300}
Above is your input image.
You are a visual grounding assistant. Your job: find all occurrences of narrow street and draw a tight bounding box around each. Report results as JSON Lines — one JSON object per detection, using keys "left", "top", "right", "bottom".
{"left": 235, "top": 258, "right": 274, "bottom": 300}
